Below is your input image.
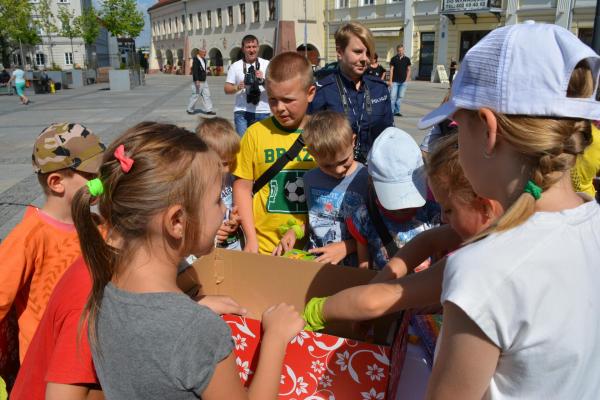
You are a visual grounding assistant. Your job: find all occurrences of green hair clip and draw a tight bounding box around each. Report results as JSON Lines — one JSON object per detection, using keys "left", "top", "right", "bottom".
{"left": 87, "top": 178, "right": 104, "bottom": 197}
{"left": 278, "top": 218, "right": 305, "bottom": 240}
{"left": 524, "top": 180, "right": 542, "bottom": 200}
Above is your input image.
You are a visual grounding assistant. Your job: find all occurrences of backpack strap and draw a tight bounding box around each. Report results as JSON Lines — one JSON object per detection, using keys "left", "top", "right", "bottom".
{"left": 252, "top": 135, "right": 305, "bottom": 195}
{"left": 366, "top": 187, "right": 400, "bottom": 257}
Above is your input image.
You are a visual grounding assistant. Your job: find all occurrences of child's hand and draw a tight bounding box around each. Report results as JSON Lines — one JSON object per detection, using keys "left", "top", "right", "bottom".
{"left": 262, "top": 303, "right": 304, "bottom": 344}
{"left": 228, "top": 206, "right": 241, "bottom": 231}
{"left": 216, "top": 221, "right": 234, "bottom": 243}
{"left": 309, "top": 241, "right": 348, "bottom": 264}
{"left": 197, "top": 295, "right": 247, "bottom": 316}
{"left": 272, "top": 229, "right": 297, "bottom": 256}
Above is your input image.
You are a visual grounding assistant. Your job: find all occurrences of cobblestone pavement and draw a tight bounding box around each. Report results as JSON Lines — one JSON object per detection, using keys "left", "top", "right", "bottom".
{"left": 0, "top": 74, "right": 449, "bottom": 239}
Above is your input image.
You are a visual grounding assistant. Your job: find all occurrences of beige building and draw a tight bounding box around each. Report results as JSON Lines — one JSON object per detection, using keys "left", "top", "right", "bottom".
{"left": 148, "top": 0, "right": 326, "bottom": 73}
{"left": 324, "top": 0, "right": 595, "bottom": 81}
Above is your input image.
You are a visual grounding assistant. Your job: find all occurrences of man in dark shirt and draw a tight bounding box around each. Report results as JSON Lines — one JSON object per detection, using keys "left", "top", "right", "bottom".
{"left": 187, "top": 48, "right": 215, "bottom": 115}
{"left": 388, "top": 45, "right": 411, "bottom": 117}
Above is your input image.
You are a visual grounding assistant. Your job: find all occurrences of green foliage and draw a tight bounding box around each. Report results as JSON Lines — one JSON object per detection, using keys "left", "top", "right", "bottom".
{"left": 75, "top": 7, "right": 101, "bottom": 45}
{"left": 58, "top": 6, "right": 80, "bottom": 40}
{"left": 100, "top": 0, "right": 144, "bottom": 39}
{"left": 0, "top": 0, "right": 40, "bottom": 66}
{"left": 50, "top": 63, "right": 62, "bottom": 71}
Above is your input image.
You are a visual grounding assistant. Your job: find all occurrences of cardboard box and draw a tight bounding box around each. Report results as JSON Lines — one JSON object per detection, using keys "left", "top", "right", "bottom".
{"left": 177, "top": 249, "right": 409, "bottom": 399}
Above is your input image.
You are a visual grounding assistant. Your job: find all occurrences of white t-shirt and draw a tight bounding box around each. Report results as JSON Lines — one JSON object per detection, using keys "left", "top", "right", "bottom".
{"left": 441, "top": 200, "right": 600, "bottom": 399}
{"left": 12, "top": 69, "right": 25, "bottom": 84}
{"left": 225, "top": 57, "right": 270, "bottom": 113}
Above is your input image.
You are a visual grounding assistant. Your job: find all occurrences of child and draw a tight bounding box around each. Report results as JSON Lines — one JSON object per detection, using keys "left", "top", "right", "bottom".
{"left": 418, "top": 23, "right": 600, "bottom": 398}
{"left": 233, "top": 52, "right": 317, "bottom": 255}
{"left": 0, "top": 122, "right": 105, "bottom": 362}
{"left": 347, "top": 127, "right": 438, "bottom": 269}
{"left": 196, "top": 117, "right": 243, "bottom": 250}
{"left": 273, "top": 111, "right": 368, "bottom": 266}
{"left": 71, "top": 122, "right": 304, "bottom": 399}
{"left": 303, "top": 134, "right": 503, "bottom": 326}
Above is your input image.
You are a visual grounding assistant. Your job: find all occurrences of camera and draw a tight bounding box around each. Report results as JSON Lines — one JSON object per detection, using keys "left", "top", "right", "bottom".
{"left": 244, "top": 64, "right": 262, "bottom": 105}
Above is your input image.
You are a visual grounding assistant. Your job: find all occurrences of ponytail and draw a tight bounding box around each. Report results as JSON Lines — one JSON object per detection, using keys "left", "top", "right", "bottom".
{"left": 73, "top": 184, "right": 115, "bottom": 349}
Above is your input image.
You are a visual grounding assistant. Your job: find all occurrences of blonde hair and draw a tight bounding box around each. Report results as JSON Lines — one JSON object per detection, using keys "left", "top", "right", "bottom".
{"left": 427, "top": 134, "right": 477, "bottom": 207}
{"left": 72, "top": 122, "right": 222, "bottom": 348}
{"left": 303, "top": 111, "right": 354, "bottom": 160}
{"left": 335, "top": 22, "right": 375, "bottom": 60}
{"left": 196, "top": 117, "right": 240, "bottom": 160}
{"left": 474, "top": 61, "right": 594, "bottom": 239}
{"left": 265, "top": 51, "right": 314, "bottom": 90}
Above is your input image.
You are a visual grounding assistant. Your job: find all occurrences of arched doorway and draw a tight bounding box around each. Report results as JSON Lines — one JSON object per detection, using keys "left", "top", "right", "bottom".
{"left": 296, "top": 44, "right": 320, "bottom": 66}
{"left": 258, "top": 44, "right": 273, "bottom": 60}
{"left": 208, "top": 48, "right": 224, "bottom": 75}
{"left": 165, "top": 49, "right": 174, "bottom": 66}
{"left": 229, "top": 47, "right": 243, "bottom": 63}
{"left": 176, "top": 48, "right": 184, "bottom": 67}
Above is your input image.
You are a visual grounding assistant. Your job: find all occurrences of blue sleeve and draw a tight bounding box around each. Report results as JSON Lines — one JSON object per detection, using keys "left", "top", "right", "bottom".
{"left": 383, "top": 93, "right": 394, "bottom": 127}
{"left": 308, "top": 86, "right": 327, "bottom": 115}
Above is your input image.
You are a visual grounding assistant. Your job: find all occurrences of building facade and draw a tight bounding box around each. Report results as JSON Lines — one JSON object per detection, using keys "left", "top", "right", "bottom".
{"left": 324, "top": 0, "right": 595, "bottom": 81}
{"left": 25, "top": 0, "right": 90, "bottom": 70}
{"left": 148, "top": 0, "right": 326, "bottom": 73}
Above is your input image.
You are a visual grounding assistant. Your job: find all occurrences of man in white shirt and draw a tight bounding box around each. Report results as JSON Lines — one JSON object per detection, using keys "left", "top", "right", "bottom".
{"left": 224, "top": 35, "right": 270, "bottom": 136}
{"left": 187, "top": 48, "right": 215, "bottom": 115}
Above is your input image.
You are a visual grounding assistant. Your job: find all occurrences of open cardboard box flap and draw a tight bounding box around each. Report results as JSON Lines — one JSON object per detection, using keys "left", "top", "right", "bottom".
{"left": 177, "top": 248, "right": 396, "bottom": 344}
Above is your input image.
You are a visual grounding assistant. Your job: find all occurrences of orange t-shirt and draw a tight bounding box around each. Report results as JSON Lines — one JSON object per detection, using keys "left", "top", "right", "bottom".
{"left": 0, "top": 206, "right": 80, "bottom": 361}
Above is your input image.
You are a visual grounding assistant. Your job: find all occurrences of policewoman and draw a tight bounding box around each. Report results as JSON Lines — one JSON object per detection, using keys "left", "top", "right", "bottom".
{"left": 308, "top": 22, "right": 393, "bottom": 163}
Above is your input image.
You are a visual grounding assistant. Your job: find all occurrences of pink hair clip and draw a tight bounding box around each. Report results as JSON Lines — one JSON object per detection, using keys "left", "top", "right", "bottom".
{"left": 114, "top": 144, "right": 134, "bottom": 173}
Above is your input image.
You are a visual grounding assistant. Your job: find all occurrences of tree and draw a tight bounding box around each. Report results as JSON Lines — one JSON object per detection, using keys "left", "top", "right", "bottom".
{"left": 0, "top": 0, "right": 40, "bottom": 67}
{"left": 36, "top": 0, "right": 58, "bottom": 66}
{"left": 74, "top": 6, "right": 100, "bottom": 68}
{"left": 58, "top": 6, "right": 80, "bottom": 67}
{"left": 100, "top": 0, "right": 144, "bottom": 39}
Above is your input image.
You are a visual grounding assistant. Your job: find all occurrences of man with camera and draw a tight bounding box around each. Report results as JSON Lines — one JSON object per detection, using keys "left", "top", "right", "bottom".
{"left": 224, "top": 35, "right": 270, "bottom": 136}
{"left": 187, "top": 48, "right": 215, "bottom": 115}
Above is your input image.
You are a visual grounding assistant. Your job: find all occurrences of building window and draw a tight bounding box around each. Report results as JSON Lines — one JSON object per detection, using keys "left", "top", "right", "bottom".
{"left": 35, "top": 53, "right": 46, "bottom": 66}
{"left": 181, "top": 15, "right": 185, "bottom": 31}
{"left": 240, "top": 3, "right": 246, "bottom": 24}
{"left": 228, "top": 6, "right": 233, "bottom": 26}
{"left": 268, "top": 0, "right": 276, "bottom": 20}
{"left": 336, "top": 0, "right": 349, "bottom": 8}
{"left": 64, "top": 52, "right": 73, "bottom": 65}
{"left": 188, "top": 14, "right": 192, "bottom": 30}
{"left": 57, "top": 0, "right": 69, "bottom": 3}
{"left": 253, "top": 1, "right": 259, "bottom": 22}
{"left": 168, "top": 18, "right": 172, "bottom": 33}
{"left": 579, "top": 28, "right": 593, "bottom": 48}
{"left": 207, "top": 10, "right": 211, "bottom": 28}
{"left": 217, "top": 8, "right": 222, "bottom": 27}
{"left": 196, "top": 12, "right": 201, "bottom": 29}
{"left": 361, "top": 0, "right": 375, "bottom": 5}
{"left": 162, "top": 20, "right": 166, "bottom": 34}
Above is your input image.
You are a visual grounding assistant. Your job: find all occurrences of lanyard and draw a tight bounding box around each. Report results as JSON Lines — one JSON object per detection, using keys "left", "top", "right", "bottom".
{"left": 334, "top": 73, "right": 372, "bottom": 161}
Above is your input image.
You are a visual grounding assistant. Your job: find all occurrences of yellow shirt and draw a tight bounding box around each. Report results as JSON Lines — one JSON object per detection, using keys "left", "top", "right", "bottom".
{"left": 571, "top": 124, "right": 600, "bottom": 197}
{"left": 233, "top": 117, "right": 316, "bottom": 254}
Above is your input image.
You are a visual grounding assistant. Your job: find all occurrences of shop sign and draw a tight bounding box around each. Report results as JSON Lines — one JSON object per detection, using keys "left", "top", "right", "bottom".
{"left": 443, "top": 0, "right": 490, "bottom": 12}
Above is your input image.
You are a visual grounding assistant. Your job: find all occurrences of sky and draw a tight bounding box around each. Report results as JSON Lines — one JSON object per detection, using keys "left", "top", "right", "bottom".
{"left": 136, "top": 0, "right": 154, "bottom": 47}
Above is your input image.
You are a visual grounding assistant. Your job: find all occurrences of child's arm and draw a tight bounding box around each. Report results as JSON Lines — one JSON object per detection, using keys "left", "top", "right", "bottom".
{"left": 233, "top": 179, "right": 259, "bottom": 253}
{"left": 357, "top": 241, "right": 370, "bottom": 269}
{"left": 46, "top": 384, "right": 103, "bottom": 400}
{"left": 202, "top": 303, "right": 304, "bottom": 400}
{"left": 425, "top": 302, "right": 500, "bottom": 400}
{"left": 272, "top": 223, "right": 306, "bottom": 256}
{"left": 371, "top": 224, "right": 462, "bottom": 283}
{"left": 308, "top": 238, "right": 357, "bottom": 265}
{"left": 0, "top": 228, "right": 34, "bottom": 320}
{"left": 304, "top": 258, "right": 446, "bottom": 328}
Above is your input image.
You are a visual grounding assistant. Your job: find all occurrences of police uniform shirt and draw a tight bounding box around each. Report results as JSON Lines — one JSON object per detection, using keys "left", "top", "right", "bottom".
{"left": 308, "top": 70, "right": 394, "bottom": 160}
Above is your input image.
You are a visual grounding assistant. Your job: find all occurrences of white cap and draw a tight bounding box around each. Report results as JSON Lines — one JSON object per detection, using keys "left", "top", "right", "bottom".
{"left": 367, "top": 127, "right": 427, "bottom": 210}
{"left": 418, "top": 22, "right": 600, "bottom": 129}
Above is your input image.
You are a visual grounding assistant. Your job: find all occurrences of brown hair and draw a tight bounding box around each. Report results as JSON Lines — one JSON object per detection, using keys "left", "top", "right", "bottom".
{"left": 473, "top": 60, "right": 594, "bottom": 238}
{"left": 72, "top": 122, "right": 222, "bottom": 347}
{"left": 196, "top": 117, "right": 240, "bottom": 160}
{"left": 427, "top": 134, "right": 477, "bottom": 206}
{"left": 335, "top": 22, "right": 375, "bottom": 60}
{"left": 265, "top": 51, "right": 314, "bottom": 90}
{"left": 303, "top": 111, "right": 354, "bottom": 160}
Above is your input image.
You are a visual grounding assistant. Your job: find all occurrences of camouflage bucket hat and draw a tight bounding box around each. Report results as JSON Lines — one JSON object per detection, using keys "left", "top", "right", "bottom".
{"left": 32, "top": 122, "right": 106, "bottom": 174}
